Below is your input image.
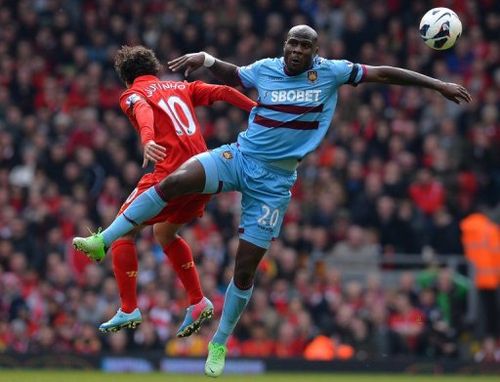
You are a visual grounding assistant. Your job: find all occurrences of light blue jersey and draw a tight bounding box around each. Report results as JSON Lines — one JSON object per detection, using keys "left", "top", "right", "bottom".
{"left": 237, "top": 56, "right": 364, "bottom": 162}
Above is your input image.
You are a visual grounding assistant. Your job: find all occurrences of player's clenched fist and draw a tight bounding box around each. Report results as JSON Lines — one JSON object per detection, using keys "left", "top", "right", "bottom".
{"left": 142, "top": 140, "right": 167, "bottom": 168}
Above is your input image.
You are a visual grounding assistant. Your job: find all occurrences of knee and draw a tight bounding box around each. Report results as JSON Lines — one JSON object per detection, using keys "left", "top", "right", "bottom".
{"left": 233, "top": 268, "right": 255, "bottom": 290}
{"left": 158, "top": 172, "right": 184, "bottom": 199}
{"left": 153, "top": 225, "right": 177, "bottom": 247}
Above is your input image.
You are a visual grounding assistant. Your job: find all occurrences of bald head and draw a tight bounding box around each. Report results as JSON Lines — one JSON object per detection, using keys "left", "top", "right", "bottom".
{"left": 287, "top": 25, "right": 318, "bottom": 43}
{"left": 283, "top": 25, "right": 319, "bottom": 75}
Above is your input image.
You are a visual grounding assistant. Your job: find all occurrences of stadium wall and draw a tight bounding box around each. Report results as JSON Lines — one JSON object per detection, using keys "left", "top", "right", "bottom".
{"left": 1, "top": 353, "right": 499, "bottom": 375}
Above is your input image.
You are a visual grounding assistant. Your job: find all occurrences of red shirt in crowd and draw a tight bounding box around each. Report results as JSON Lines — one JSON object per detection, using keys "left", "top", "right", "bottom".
{"left": 409, "top": 180, "right": 445, "bottom": 215}
{"left": 389, "top": 307, "right": 424, "bottom": 350}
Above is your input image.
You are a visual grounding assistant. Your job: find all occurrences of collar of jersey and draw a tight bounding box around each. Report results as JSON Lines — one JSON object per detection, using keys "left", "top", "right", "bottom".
{"left": 133, "top": 75, "right": 159, "bottom": 83}
{"left": 282, "top": 57, "right": 316, "bottom": 77}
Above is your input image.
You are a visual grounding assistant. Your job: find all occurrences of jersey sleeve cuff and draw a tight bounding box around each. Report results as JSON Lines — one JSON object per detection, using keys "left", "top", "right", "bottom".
{"left": 347, "top": 63, "right": 365, "bottom": 87}
{"left": 360, "top": 64, "right": 367, "bottom": 83}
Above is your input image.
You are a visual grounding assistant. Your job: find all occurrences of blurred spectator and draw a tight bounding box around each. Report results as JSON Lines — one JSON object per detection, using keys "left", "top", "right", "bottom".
{"left": 417, "top": 267, "right": 469, "bottom": 333}
{"left": 409, "top": 168, "right": 446, "bottom": 217}
{"left": 325, "top": 225, "right": 379, "bottom": 278}
{"left": 388, "top": 293, "right": 425, "bottom": 354}
{"left": 74, "top": 323, "right": 102, "bottom": 355}
{"left": 105, "top": 330, "right": 128, "bottom": 355}
{"left": 240, "top": 321, "right": 275, "bottom": 357}
{"left": 274, "top": 321, "right": 306, "bottom": 358}
{"left": 429, "top": 208, "right": 463, "bottom": 255}
{"left": 132, "top": 321, "right": 162, "bottom": 351}
{"left": 417, "top": 288, "right": 457, "bottom": 357}
{"left": 474, "top": 337, "right": 500, "bottom": 363}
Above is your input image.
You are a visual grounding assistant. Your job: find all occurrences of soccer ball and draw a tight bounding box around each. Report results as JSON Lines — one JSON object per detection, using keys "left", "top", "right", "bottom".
{"left": 419, "top": 7, "right": 462, "bottom": 50}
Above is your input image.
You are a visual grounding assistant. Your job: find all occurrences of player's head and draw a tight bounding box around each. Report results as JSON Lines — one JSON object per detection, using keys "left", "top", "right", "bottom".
{"left": 283, "top": 25, "right": 318, "bottom": 75}
{"left": 114, "top": 45, "right": 161, "bottom": 86}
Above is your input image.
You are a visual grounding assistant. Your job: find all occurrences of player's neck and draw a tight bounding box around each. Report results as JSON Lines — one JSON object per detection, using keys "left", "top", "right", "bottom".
{"left": 283, "top": 61, "right": 313, "bottom": 77}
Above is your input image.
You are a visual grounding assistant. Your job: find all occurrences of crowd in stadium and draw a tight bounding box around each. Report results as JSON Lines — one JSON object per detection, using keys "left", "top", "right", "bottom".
{"left": 0, "top": 0, "right": 499, "bottom": 362}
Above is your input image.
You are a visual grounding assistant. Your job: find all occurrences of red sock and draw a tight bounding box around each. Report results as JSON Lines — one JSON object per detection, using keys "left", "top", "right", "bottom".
{"left": 163, "top": 237, "right": 203, "bottom": 305}
{"left": 111, "top": 238, "right": 138, "bottom": 313}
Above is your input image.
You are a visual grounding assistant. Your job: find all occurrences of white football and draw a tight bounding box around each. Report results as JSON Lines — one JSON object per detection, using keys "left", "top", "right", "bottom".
{"left": 419, "top": 7, "right": 462, "bottom": 50}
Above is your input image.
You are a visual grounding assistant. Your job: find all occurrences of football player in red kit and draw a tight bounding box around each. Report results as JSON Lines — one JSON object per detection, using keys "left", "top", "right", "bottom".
{"left": 94, "top": 45, "right": 256, "bottom": 336}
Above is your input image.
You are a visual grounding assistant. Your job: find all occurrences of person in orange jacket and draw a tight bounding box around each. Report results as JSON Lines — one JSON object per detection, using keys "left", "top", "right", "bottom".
{"left": 460, "top": 208, "right": 500, "bottom": 338}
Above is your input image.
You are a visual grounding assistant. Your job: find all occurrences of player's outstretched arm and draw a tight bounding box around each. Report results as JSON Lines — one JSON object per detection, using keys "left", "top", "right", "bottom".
{"left": 168, "top": 52, "right": 240, "bottom": 87}
{"left": 363, "top": 65, "right": 472, "bottom": 104}
{"left": 190, "top": 82, "right": 256, "bottom": 112}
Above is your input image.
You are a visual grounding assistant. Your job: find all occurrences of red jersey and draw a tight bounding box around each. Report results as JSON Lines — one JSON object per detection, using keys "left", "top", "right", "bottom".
{"left": 119, "top": 75, "right": 255, "bottom": 177}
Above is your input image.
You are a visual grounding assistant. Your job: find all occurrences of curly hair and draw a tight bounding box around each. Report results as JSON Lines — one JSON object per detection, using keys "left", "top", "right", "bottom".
{"left": 114, "top": 45, "right": 161, "bottom": 85}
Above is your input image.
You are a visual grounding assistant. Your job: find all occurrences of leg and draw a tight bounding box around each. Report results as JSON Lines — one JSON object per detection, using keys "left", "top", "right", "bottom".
{"left": 154, "top": 221, "right": 214, "bottom": 337}
{"left": 209, "top": 164, "right": 293, "bottom": 346}
{"left": 103, "top": 156, "right": 206, "bottom": 243}
{"left": 154, "top": 221, "right": 204, "bottom": 305}
{"left": 100, "top": 226, "right": 143, "bottom": 332}
{"left": 213, "top": 239, "right": 266, "bottom": 344}
{"left": 232, "top": 240, "right": 267, "bottom": 289}
{"left": 205, "top": 151, "right": 295, "bottom": 377}
{"left": 156, "top": 156, "right": 207, "bottom": 199}
{"left": 112, "top": 227, "right": 142, "bottom": 313}
{"left": 205, "top": 239, "right": 266, "bottom": 377}
{"left": 72, "top": 157, "right": 207, "bottom": 260}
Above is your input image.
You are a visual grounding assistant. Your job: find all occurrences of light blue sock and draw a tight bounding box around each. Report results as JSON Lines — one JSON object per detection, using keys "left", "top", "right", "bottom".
{"left": 102, "top": 186, "right": 166, "bottom": 246}
{"left": 212, "top": 280, "right": 253, "bottom": 346}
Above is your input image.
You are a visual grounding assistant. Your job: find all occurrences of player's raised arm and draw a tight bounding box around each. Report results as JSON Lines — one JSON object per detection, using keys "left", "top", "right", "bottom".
{"left": 168, "top": 52, "right": 241, "bottom": 87}
{"left": 189, "top": 81, "right": 256, "bottom": 112}
{"left": 362, "top": 65, "right": 472, "bottom": 104}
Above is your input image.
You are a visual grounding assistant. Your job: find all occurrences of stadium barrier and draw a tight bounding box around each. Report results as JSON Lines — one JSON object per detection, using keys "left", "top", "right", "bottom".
{"left": 1, "top": 353, "right": 499, "bottom": 374}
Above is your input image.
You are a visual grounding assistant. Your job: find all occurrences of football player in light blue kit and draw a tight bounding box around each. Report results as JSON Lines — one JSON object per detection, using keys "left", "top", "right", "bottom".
{"left": 73, "top": 25, "right": 472, "bottom": 377}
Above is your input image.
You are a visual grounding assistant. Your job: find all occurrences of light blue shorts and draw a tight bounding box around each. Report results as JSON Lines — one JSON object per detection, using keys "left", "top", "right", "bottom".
{"left": 195, "top": 143, "right": 297, "bottom": 249}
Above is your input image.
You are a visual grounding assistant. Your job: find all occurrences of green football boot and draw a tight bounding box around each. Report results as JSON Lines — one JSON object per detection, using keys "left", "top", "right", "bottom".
{"left": 72, "top": 230, "right": 106, "bottom": 262}
{"left": 204, "top": 342, "right": 227, "bottom": 378}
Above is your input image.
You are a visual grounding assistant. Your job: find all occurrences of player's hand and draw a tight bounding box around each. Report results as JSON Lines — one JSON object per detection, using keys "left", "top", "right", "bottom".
{"left": 168, "top": 52, "right": 205, "bottom": 77}
{"left": 438, "top": 82, "right": 472, "bottom": 104}
{"left": 142, "top": 140, "right": 167, "bottom": 168}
